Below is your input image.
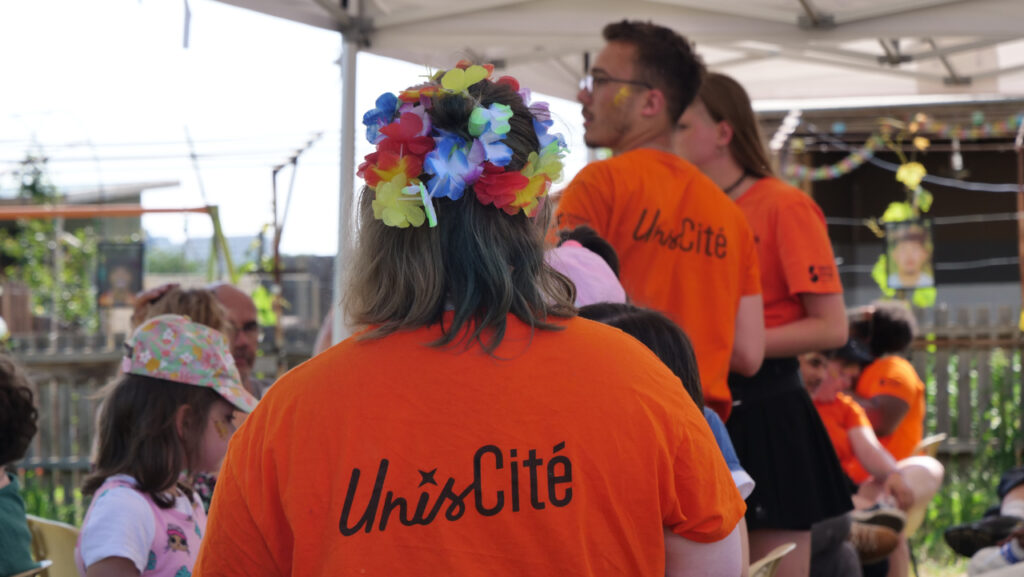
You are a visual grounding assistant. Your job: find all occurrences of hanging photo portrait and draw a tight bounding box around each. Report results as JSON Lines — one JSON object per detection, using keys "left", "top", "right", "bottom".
{"left": 886, "top": 220, "right": 934, "bottom": 290}
{"left": 97, "top": 242, "right": 144, "bottom": 308}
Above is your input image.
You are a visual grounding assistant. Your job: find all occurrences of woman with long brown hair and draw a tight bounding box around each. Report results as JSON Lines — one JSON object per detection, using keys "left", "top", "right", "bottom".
{"left": 196, "top": 63, "right": 745, "bottom": 576}
{"left": 674, "top": 71, "right": 852, "bottom": 577}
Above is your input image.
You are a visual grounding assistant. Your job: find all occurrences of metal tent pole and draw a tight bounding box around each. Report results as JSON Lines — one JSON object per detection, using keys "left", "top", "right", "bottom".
{"left": 331, "top": 35, "right": 358, "bottom": 345}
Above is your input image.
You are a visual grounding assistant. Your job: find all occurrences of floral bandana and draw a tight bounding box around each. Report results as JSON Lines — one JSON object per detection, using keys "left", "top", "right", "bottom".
{"left": 358, "top": 60, "right": 569, "bottom": 228}
{"left": 121, "top": 314, "right": 258, "bottom": 413}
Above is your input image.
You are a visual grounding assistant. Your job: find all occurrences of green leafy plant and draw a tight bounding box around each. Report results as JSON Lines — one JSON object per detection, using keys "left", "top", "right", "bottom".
{"left": 0, "top": 155, "right": 99, "bottom": 331}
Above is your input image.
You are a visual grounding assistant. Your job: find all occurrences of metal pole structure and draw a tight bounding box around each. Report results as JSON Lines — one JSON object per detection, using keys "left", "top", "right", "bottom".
{"left": 331, "top": 34, "right": 358, "bottom": 345}
{"left": 1015, "top": 120, "right": 1024, "bottom": 331}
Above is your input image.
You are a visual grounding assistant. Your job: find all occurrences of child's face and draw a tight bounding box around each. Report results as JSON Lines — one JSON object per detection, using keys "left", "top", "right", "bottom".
{"left": 893, "top": 239, "right": 928, "bottom": 278}
{"left": 195, "top": 399, "right": 241, "bottom": 473}
{"left": 815, "top": 359, "right": 860, "bottom": 401}
{"left": 798, "top": 352, "right": 828, "bottom": 392}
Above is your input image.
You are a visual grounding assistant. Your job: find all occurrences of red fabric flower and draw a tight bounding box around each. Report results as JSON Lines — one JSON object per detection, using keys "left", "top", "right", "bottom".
{"left": 378, "top": 112, "right": 435, "bottom": 157}
{"left": 456, "top": 60, "right": 495, "bottom": 76}
{"left": 473, "top": 163, "right": 527, "bottom": 210}
{"left": 495, "top": 75, "right": 520, "bottom": 92}
{"left": 358, "top": 150, "right": 423, "bottom": 189}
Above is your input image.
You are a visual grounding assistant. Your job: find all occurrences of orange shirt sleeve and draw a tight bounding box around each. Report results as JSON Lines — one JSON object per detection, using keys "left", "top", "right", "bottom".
{"left": 775, "top": 196, "right": 841, "bottom": 296}
{"left": 841, "top": 395, "right": 872, "bottom": 430}
{"left": 857, "top": 361, "right": 917, "bottom": 406}
{"left": 552, "top": 164, "right": 612, "bottom": 236}
{"left": 739, "top": 221, "right": 762, "bottom": 297}
{"left": 193, "top": 418, "right": 290, "bottom": 577}
{"left": 664, "top": 409, "right": 746, "bottom": 542}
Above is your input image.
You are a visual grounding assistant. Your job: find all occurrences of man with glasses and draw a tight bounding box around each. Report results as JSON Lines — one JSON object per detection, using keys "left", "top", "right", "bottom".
{"left": 133, "top": 282, "right": 267, "bottom": 397}
{"left": 554, "top": 21, "right": 764, "bottom": 425}
{"left": 209, "top": 282, "right": 266, "bottom": 396}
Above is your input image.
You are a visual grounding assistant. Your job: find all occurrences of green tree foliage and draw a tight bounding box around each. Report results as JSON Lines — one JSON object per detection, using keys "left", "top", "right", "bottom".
{"left": 145, "top": 247, "right": 202, "bottom": 274}
{"left": 0, "top": 156, "right": 98, "bottom": 331}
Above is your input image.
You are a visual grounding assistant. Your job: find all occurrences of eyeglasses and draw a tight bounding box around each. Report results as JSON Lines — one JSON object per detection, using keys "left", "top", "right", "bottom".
{"left": 230, "top": 320, "right": 263, "bottom": 343}
{"left": 578, "top": 74, "right": 652, "bottom": 94}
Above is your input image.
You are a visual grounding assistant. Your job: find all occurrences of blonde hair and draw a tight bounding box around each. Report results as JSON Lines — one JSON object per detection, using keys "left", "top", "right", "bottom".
{"left": 137, "top": 287, "right": 230, "bottom": 336}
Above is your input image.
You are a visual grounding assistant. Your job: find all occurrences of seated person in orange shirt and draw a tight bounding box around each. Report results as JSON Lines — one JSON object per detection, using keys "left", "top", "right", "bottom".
{"left": 848, "top": 302, "right": 926, "bottom": 466}
{"left": 195, "top": 62, "right": 745, "bottom": 577}
{"left": 800, "top": 346, "right": 914, "bottom": 510}
{"left": 802, "top": 340, "right": 944, "bottom": 577}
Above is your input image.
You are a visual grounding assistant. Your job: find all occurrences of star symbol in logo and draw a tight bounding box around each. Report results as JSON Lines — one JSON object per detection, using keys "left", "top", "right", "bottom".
{"left": 418, "top": 468, "right": 438, "bottom": 487}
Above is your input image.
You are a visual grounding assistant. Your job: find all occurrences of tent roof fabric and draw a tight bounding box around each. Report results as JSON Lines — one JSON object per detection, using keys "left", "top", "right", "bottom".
{"left": 215, "top": 0, "right": 1024, "bottom": 101}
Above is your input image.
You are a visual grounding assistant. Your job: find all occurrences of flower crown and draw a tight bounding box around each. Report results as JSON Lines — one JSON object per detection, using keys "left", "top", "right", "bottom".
{"left": 357, "top": 61, "right": 568, "bottom": 229}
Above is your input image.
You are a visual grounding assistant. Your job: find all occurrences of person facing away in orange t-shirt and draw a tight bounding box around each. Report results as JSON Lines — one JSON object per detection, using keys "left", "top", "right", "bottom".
{"left": 553, "top": 21, "right": 764, "bottom": 422}
{"left": 848, "top": 302, "right": 927, "bottom": 462}
{"left": 194, "top": 55, "right": 745, "bottom": 577}
{"left": 673, "top": 71, "right": 851, "bottom": 577}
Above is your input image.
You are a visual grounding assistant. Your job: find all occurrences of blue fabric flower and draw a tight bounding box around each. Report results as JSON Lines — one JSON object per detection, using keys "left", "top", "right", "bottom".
{"left": 534, "top": 118, "right": 566, "bottom": 150}
{"left": 424, "top": 132, "right": 485, "bottom": 200}
{"left": 468, "top": 103, "right": 514, "bottom": 167}
{"left": 362, "top": 92, "right": 399, "bottom": 145}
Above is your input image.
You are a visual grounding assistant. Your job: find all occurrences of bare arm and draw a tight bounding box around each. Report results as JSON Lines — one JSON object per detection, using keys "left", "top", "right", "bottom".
{"left": 848, "top": 426, "right": 899, "bottom": 480}
{"left": 764, "top": 292, "right": 847, "bottom": 358}
{"left": 850, "top": 394, "right": 909, "bottom": 438}
{"left": 729, "top": 294, "right": 765, "bottom": 377}
{"left": 664, "top": 524, "right": 743, "bottom": 577}
{"left": 86, "top": 557, "right": 141, "bottom": 577}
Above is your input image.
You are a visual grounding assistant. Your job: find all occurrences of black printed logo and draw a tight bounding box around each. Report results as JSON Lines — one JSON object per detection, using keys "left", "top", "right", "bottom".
{"left": 632, "top": 209, "right": 728, "bottom": 259}
{"left": 809, "top": 264, "right": 836, "bottom": 284}
{"left": 338, "top": 442, "right": 573, "bottom": 536}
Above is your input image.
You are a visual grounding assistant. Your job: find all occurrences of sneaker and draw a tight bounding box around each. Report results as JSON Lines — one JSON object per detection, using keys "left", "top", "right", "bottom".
{"left": 852, "top": 504, "right": 907, "bottom": 534}
{"left": 850, "top": 521, "right": 901, "bottom": 564}
{"left": 945, "top": 515, "right": 1024, "bottom": 558}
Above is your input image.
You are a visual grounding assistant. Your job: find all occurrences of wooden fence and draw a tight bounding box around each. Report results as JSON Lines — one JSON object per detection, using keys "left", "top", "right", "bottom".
{"left": 10, "top": 305, "right": 1023, "bottom": 525}
{"left": 909, "top": 304, "right": 1023, "bottom": 463}
{"left": 12, "top": 328, "right": 320, "bottom": 524}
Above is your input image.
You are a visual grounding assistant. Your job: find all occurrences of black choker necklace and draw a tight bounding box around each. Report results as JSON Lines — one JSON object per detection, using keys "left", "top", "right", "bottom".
{"left": 722, "top": 172, "right": 748, "bottom": 194}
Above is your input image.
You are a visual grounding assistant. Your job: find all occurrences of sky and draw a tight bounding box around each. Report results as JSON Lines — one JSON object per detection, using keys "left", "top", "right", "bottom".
{"left": 0, "top": 0, "right": 588, "bottom": 257}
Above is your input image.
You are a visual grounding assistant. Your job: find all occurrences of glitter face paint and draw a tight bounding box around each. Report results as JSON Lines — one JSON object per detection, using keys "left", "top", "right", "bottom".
{"left": 612, "top": 85, "right": 630, "bottom": 107}
{"left": 213, "top": 419, "right": 231, "bottom": 440}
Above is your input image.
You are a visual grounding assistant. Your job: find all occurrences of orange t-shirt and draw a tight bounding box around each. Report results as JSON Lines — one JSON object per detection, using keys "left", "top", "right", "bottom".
{"left": 814, "top": 392, "right": 874, "bottom": 484}
{"left": 194, "top": 316, "right": 744, "bottom": 577}
{"left": 854, "top": 355, "right": 925, "bottom": 464}
{"left": 734, "top": 177, "right": 842, "bottom": 329}
{"left": 554, "top": 149, "right": 761, "bottom": 420}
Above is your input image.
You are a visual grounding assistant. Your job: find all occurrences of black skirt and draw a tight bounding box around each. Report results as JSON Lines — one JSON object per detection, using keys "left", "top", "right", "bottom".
{"left": 727, "top": 358, "right": 854, "bottom": 531}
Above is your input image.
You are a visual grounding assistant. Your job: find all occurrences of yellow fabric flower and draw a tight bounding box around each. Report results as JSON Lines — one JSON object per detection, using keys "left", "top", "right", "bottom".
{"left": 371, "top": 174, "right": 426, "bottom": 228}
{"left": 896, "top": 161, "right": 926, "bottom": 190}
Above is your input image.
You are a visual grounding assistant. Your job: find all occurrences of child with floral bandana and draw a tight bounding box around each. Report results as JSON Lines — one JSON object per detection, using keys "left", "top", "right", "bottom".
{"left": 75, "top": 315, "right": 258, "bottom": 577}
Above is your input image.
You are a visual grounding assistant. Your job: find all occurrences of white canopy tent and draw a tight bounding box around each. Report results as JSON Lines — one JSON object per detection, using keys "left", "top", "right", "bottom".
{"left": 211, "top": 0, "right": 1024, "bottom": 341}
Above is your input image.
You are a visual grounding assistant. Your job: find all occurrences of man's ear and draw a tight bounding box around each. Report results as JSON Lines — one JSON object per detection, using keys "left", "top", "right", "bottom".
{"left": 639, "top": 88, "right": 666, "bottom": 119}
{"left": 174, "top": 404, "right": 190, "bottom": 440}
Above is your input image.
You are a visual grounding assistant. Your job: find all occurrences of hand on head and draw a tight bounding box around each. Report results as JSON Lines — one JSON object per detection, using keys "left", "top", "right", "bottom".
{"left": 130, "top": 282, "right": 180, "bottom": 328}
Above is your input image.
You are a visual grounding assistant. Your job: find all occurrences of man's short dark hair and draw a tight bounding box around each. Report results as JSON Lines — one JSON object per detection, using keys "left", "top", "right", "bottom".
{"left": 602, "top": 20, "right": 705, "bottom": 123}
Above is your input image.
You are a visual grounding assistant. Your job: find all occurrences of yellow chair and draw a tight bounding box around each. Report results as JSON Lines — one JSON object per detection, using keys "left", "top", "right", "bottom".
{"left": 749, "top": 542, "right": 797, "bottom": 577}
{"left": 912, "top": 433, "right": 947, "bottom": 459}
{"left": 26, "top": 516, "right": 79, "bottom": 577}
{"left": 8, "top": 560, "right": 53, "bottom": 577}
